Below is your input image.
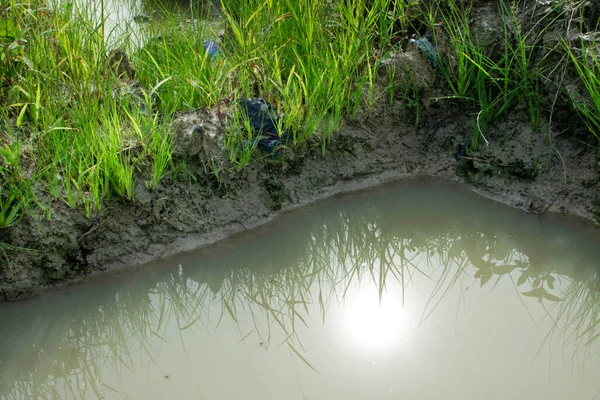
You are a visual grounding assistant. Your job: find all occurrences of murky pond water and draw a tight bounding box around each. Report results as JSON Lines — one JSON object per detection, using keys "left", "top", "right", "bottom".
{"left": 66, "top": 0, "right": 220, "bottom": 46}
{"left": 1, "top": 179, "right": 600, "bottom": 399}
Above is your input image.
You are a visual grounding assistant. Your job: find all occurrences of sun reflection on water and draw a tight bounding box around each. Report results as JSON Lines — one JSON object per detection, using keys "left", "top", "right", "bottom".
{"left": 342, "top": 284, "right": 414, "bottom": 351}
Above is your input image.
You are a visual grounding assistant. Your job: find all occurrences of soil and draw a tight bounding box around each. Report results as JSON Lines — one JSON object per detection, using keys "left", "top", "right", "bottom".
{"left": 1, "top": 0, "right": 599, "bottom": 301}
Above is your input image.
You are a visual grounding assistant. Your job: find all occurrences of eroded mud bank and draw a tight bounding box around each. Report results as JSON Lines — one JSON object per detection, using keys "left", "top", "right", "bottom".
{"left": 2, "top": 91, "right": 598, "bottom": 301}
{"left": 1, "top": 1, "right": 600, "bottom": 300}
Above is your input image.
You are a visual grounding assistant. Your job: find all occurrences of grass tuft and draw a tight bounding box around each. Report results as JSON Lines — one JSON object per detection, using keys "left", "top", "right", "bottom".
{"left": 0, "top": 0, "right": 598, "bottom": 229}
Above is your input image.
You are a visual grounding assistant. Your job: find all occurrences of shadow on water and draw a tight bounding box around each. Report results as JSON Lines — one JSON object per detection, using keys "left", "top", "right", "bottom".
{"left": 1, "top": 180, "right": 600, "bottom": 398}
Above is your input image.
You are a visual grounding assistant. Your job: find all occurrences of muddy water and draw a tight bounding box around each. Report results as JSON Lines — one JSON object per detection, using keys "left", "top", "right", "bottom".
{"left": 1, "top": 179, "right": 600, "bottom": 400}
{"left": 68, "top": 0, "right": 219, "bottom": 45}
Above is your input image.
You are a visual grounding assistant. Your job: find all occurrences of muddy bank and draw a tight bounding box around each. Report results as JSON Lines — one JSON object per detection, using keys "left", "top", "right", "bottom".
{"left": 2, "top": 88, "right": 598, "bottom": 301}
{"left": 2, "top": 2, "right": 600, "bottom": 300}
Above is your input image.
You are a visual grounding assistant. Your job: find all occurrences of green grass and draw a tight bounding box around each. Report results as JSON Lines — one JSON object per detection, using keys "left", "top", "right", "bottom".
{"left": 433, "top": 0, "right": 479, "bottom": 98}
{"left": 0, "top": 0, "right": 187, "bottom": 217}
{"left": 565, "top": 29, "right": 600, "bottom": 145}
{"left": 0, "top": 0, "right": 599, "bottom": 229}
{"left": 0, "top": 0, "right": 407, "bottom": 224}
{"left": 429, "top": 0, "right": 573, "bottom": 148}
{"left": 0, "top": 122, "right": 30, "bottom": 228}
{"left": 134, "top": 0, "right": 400, "bottom": 156}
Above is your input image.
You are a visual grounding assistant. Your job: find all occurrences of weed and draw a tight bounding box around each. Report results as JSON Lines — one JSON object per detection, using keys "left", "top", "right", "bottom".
{"left": 427, "top": 0, "right": 571, "bottom": 148}
{"left": 2, "top": 0, "right": 592, "bottom": 232}
{"left": 0, "top": 127, "right": 30, "bottom": 228}
{"left": 564, "top": 32, "right": 600, "bottom": 145}
{"left": 435, "top": 0, "right": 478, "bottom": 98}
{"left": 224, "top": 104, "right": 258, "bottom": 170}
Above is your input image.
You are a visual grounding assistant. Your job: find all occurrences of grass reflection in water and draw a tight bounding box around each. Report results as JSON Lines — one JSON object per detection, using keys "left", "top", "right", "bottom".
{"left": 1, "top": 182, "right": 599, "bottom": 399}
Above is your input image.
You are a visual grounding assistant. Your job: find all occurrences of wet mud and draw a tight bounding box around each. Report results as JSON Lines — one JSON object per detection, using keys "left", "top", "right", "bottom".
{"left": 1, "top": 0, "right": 599, "bottom": 300}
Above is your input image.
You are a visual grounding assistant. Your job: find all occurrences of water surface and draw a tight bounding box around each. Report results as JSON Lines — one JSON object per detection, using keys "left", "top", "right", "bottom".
{"left": 1, "top": 179, "right": 600, "bottom": 399}
{"left": 63, "top": 0, "right": 219, "bottom": 46}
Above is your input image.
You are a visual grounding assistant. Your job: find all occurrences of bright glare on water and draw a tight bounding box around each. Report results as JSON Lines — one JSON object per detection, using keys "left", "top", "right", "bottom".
{"left": 1, "top": 179, "right": 600, "bottom": 400}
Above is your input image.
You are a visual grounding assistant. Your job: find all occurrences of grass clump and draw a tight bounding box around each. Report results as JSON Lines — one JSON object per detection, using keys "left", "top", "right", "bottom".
{"left": 0, "top": 126, "right": 30, "bottom": 228}
{"left": 565, "top": 32, "right": 600, "bottom": 143}
{"left": 136, "top": 0, "right": 404, "bottom": 156}
{"left": 1, "top": 0, "right": 599, "bottom": 232}
{"left": 428, "top": 0, "right": 574, "bottom": 148}
{"left": 1, "top": 0, "right": 179, "bottom": 218}
{"left": 0, "top": 0, "right": 407, "bottom": 226}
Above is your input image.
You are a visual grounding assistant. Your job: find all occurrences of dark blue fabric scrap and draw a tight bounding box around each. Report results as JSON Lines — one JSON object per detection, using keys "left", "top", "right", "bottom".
{"left": 408, "top": 34, "right": 440, "bottom": 69}
{"left": 239, "top": 98, "right": 292, "bottom": 154}
{"left": 455, "top": 137, "right": 468, "bottom": 161}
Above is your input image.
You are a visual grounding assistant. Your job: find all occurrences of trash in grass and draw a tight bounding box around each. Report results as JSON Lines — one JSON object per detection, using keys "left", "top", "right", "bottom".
{"left": 203, "top": 40, "right": 218, "bottom": 57}
{"left": 239, "top": 98, "right": 292, "bottom": 155}
{"left": 408, "top": 34, "right": 440, "bottom": 69}
{"left": 455, "top": 137, "right": 468, "bottom": 161}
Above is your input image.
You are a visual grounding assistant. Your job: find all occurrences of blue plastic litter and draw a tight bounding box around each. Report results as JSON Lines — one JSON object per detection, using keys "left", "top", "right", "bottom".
{"left": 408, "top": 34, "right": 440, "bottom": 69}
{"left": 239, "top": 98, "right": 292, "bottom": 155}
{"left": 455, "top": 137, "right": 467, "bottom": 160}
{"left": 203, "top": 40, "right": 218, "bottom": 57}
